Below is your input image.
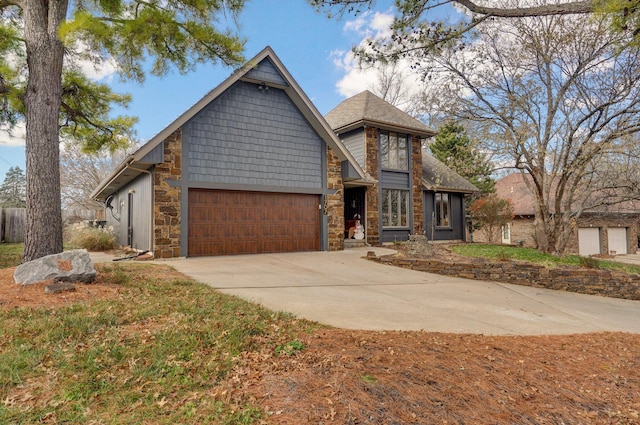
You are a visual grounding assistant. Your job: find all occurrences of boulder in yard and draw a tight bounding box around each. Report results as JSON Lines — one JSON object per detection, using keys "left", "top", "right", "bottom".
{"left": 14, "top": 249, "right": 97, "bottom": 285}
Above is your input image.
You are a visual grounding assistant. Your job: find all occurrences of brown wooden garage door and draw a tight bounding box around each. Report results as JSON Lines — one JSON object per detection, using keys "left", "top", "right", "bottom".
{"left": 188, "top": 189, "right": 321, "bottom": 256}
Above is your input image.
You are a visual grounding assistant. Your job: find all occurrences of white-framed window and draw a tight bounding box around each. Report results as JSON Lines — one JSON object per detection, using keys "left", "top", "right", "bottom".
{"left": 502, "top": 223, "right": 511, "bottom": 243}
{"left": 435, "top": 193, "right": 450, "bottom": 228}
{"left": 380, "top": 131, "right": 409, "bottom": 171}
{"left": 382, "top": 189, "right": 410, "bottom": 227}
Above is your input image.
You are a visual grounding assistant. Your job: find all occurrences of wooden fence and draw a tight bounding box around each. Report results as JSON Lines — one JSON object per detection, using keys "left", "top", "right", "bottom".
{"left": 0, "top": 208, "right": 99, "bottom": 243}
{"left": 0, "top": 208, "right": 26, "bottom": 243}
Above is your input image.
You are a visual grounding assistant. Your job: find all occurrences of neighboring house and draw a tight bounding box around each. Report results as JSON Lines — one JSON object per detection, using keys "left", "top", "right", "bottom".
{"left": 92, "top": 48, "right": 477, "bottom": 257}
{"left": 484, "top": 173, "right": 640, "bottom": 255}
{"left": 325, "top": 91, "right": 478, "bottom": 245}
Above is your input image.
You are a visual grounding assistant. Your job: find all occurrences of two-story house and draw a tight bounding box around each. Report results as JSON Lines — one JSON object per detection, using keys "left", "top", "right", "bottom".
{"left": 91, "top": 47, "right": 477, "bottom": 257}
{"left": 325, "top": 91, "right": 478, "bottom": 245}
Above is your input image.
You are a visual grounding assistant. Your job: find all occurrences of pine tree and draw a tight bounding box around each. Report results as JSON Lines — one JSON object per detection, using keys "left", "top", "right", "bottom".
{"left": 430, "top": 122, "right": 495, "bottom": 194}
{"left": 0, "top": 166, "right": 26, "bottom": 208}
{"left": 0, "top": 0, "right": 246, "bottom": 261}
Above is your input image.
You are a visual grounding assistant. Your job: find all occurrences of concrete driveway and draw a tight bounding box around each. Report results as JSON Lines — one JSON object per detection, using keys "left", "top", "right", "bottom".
{"left": 609, "top": 253, "right": 640, "bottom": 266}
{"left": 147, "top": 247, "right": 640, "bottom": 336}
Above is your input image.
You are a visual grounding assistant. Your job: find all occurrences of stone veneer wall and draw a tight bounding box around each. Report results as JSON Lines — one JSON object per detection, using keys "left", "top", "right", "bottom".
{"left": 411, "top": 135, "right": 423, "bottom": 236}
{"left": 326, "top": 146, "right": 344, "bottom": 251}
{"left": 153, "top": 129, "right": 182, "bottom": 258}
{"left": 370, "top": 254, "right": 640, "bottom": 300}
{"left": 364, "top": 127, "right": 380, "bottom": 246}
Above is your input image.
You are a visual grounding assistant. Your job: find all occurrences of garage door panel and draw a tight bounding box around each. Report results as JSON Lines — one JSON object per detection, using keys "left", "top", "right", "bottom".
{"left": 578, "top": 228, "right": 601, "bottom": 256}
{"left": 188, "top": 189, "right": 320, "bottom": 256}
{"left": 607, "top": 228, "right": 628, "bottom": 255}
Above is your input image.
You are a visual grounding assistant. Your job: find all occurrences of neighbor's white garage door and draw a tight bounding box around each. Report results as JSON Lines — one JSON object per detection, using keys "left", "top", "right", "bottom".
{"left": 578, "top": 227, "right": 601, "bottom": 256}
{"left": 607, "top": 227, "right": 628, "bottom": 255}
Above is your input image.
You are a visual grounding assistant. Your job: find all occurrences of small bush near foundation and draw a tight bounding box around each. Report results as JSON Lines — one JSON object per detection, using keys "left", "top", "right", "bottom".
{"left": 66, "top": 221, "right": 117, "bottom": 251}
{"left": 579, "top": 256, "right": 600, "bottom": 269}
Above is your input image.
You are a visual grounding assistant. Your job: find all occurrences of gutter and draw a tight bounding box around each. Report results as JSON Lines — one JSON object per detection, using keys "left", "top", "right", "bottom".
{"left": 90, "top": 155, "right": 136, "bottom": 200}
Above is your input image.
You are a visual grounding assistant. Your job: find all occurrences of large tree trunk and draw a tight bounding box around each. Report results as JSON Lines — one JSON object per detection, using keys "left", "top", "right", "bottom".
{"left": 22, "top": 0, "right": 69, "bottom": 262}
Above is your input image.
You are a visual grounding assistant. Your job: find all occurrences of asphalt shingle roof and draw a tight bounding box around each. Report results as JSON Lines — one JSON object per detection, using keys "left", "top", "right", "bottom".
{"left": 325, "top": 91, "right": 435, "bottom": 137}
{"left": 422, "top": 153, "right": 479, "bottom": 193}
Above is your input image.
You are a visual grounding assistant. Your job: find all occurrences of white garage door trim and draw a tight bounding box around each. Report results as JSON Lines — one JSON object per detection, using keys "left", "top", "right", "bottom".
{"left": 578, "top": 227, "right": 601, "bottom": 256}
{"left": 607, "top": 227, "right": 628, "bottom": 255}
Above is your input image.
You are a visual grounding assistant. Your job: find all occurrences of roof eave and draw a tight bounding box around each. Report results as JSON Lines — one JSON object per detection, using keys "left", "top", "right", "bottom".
{"left": 364, "top": 120, "right": 435, "bottom": 138}
{"left": 421, "top": 179, "right": 478, "bottom": 194}
{"left": 332, "top": 119, "right": 436, "bottom": 138}
{"left": 90, "top": 157, "right": 155, "bottom": 201}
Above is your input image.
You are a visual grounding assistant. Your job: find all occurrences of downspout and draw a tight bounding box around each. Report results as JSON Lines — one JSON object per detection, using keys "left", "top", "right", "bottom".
{"left": 126, "top": 165, "right": 154, "bottom": 254}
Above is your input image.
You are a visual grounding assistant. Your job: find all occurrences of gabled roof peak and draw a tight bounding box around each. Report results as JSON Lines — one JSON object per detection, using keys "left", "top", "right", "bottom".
{"left": 91, "top": 46, "right": 366, "bottom": 200}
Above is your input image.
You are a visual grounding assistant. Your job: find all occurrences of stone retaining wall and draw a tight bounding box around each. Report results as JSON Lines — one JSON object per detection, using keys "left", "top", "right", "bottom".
{"left": 369, "top": 254, "right": 640, "bottom": 300}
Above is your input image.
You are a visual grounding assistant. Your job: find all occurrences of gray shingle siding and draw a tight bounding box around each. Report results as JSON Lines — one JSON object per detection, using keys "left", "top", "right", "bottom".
{"left": 381, "top": 171, "right": 410, "bottom": 189}
{"left": 187, "top": 81, "right": 323, "bottom": 189}
{"left": 139, "top": 142, "right": 164, "bottom": 164}
{"left": 245, "top": 58, "right": 288, "bottom": 86}
{"left": 339, "top": 129, "right": 364, "bottom": 168}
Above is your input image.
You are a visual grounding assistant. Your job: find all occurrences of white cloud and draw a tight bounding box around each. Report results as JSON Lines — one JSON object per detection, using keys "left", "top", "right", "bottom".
{"left": 64, "top": 40, "right": 119, "bottom": 82}
{"left": 332, "top": 11, "right": 425, "bottom": 103}
{"left": 343, "top": 14, "right": 370, "bottom": 35}
{"left": 0, "top": 122, "right": 26, "bottom": 147}
{"left": 332, "top": 48, "right": 378, "bottom": 97}
{"left": 78, "top": 56, "right": 119, "bottom": 82}
{"left": 369, "top": 12, "right": 394, "bottom": 39}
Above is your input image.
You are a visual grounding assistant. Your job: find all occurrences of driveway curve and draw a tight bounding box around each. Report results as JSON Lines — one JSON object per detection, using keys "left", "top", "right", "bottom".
{"left": 161, "top": 247, "right": 640, "bottom": 335}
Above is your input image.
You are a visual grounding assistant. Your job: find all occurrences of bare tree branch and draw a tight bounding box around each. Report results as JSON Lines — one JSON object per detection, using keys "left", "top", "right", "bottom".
{"left": 454, "top": 0, "right": 594, "bottom": 17}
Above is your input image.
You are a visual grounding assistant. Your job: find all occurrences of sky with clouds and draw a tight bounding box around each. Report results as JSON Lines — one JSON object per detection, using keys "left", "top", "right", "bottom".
{"left": 0, "top": 0, "right": 430, "bottom": 180}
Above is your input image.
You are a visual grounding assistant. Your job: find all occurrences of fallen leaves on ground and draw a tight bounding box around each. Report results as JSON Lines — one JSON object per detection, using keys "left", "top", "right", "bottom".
{"left": 239, "top": 330, "right": 640, "bottom": 424}
{"left": 1, "top": 264, "right": 638, "bottom": 424}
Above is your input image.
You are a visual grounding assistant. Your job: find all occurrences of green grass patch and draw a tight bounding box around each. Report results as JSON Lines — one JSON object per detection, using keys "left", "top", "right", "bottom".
{"left": 0, "top": 243, "right": 22, "bottom": 268}
{"left": 275, "top": 339, "right": 305, "bottom": 356}
{"left": 361, "top": 374, "right": 377, "bottom": 385}
{"left": 451, "top": 244, "right": 640, "bottom": 274}
{"left": 0, "top": 263, "right": 314, "bottom": 424}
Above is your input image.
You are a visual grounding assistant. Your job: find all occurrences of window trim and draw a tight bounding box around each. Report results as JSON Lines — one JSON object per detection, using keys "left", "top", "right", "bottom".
{"left": 435, "top": 192, "right": 451, "bottom": 229}
{"left": 381, "top": 188, "right": 410, "bottom": 229}
{"left": 380, "top": 131, "right": 409, "bottom": 171}
{"left": 502, "top": 223, "right": 511, "bottom": 242}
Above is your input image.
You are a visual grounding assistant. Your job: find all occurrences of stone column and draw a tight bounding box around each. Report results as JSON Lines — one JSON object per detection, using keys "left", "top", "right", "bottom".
{"left": 411, "top": 135, "right": 424, "bottom": 236}
{"left": 153, "top": 129, "right": 182, "bottom": 258}
{"left": 326, "top": 146, "right": 344, "bottom": 251}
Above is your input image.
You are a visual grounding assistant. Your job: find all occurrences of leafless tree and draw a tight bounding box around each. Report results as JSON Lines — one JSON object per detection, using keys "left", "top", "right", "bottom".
{"left": 368, "top": 62, "right": 426, "bottom": 118}
{"left": 414, "top": 14, "right": 640, "bottom": 254}
{"left": 59, "top": 142, "right": 135, "bottom": 212}
{"left": 311, "top": 0, "right": 636, "bottom": 46}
